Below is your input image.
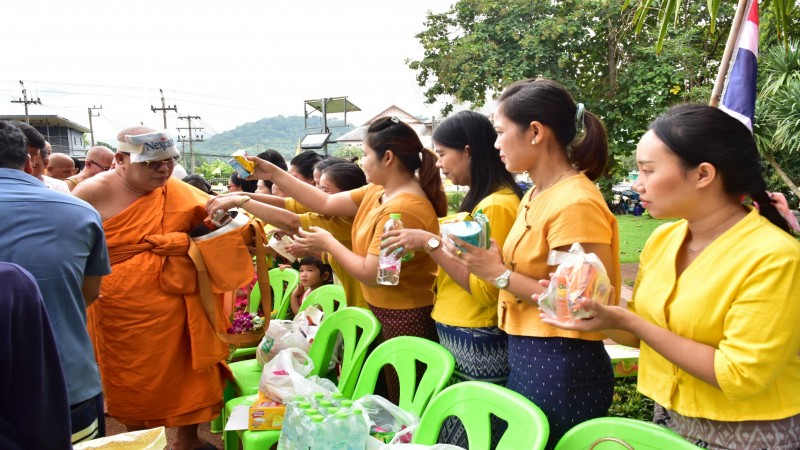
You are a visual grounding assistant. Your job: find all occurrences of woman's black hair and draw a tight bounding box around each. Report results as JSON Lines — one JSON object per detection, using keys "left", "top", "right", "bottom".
{"left": 365, "top": 117, "right": 447, "bottom": 216}
{"left": 649, "top": 104, "right": 791, "bottom": 234}
{"left": 298, "top": 256, "right": 333, "bottom": 285}
{"left": 230, "top": 173, "right": 258, "bottom": 193}
{"left": 290, "top": 150, "right": 324, "bottom": 181}
{"left": 182, "top": 174, "right": 213, "bottom": 195}
{"left": 498, "top": 78, "right": 609, "bottom": 180}
{"left": 256, "top": 149, "right": 288, "bottom": 191}
{"left": 320, "top": 162, "right": 367, "bottom": 192}
{"left": 314, "top": 156, "right": 349, "bottom": 173}
{"left": 433, "top": 111, "right": 523, "bottom": 212}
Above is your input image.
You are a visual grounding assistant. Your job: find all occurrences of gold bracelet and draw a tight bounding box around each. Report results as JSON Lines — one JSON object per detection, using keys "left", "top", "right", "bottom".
{"left": 321, "top": 251, "right": 330, "bottom": 265}
{"left": 237, "top": 196, "right": 251, "bottom": 207}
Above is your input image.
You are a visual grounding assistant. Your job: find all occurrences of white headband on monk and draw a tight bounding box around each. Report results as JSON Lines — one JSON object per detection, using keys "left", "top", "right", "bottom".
{"left": 117, "top": 130, "right": 179, "bottom": 163}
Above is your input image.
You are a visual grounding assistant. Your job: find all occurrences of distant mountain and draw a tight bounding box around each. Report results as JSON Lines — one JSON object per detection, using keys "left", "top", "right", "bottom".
{"left": 189, "top": 115, "right": 354, "bottom": 161}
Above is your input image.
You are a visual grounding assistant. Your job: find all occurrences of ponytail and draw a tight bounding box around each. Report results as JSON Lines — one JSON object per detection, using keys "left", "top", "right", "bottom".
{"left": 418, "top": 148, "right": 447, "bottom": 217}
{"left": 570, "top": 111, "right": 609, "bottom": 181}
{"left": 751, "top": 190, "right": 792, "bottom": 234}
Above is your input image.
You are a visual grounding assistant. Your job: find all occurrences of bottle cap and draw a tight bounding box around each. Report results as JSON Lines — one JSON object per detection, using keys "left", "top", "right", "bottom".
{"left": 319, "top": 400, "right": 332, "bottom": 407}
{"left": 340, "top": 400, "right": 354, "bottom": 408}
{"left": 298, "top": 401, "right": 312, "bottom": 409}
{"left": 311, "top": 415, "right": 325, "bottom": 423}
{"left": 389, "top": 213, "right": 401, "bottom": 220}
{"left": 336, "top": 411, "right": 349, "bottom": 419}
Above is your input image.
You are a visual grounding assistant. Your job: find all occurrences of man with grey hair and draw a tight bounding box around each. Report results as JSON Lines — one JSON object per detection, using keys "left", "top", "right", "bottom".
{"left": 73, "top": 126, "right": 228, "bottom": 450}
{"left": 0, "top": 120, "right": 111, "bottom": 445}
{"left": 65, "top": 145, "right": 115, "bottom": 191}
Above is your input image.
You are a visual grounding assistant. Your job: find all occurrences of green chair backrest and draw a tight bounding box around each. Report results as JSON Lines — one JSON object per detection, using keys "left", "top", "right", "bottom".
{"left": 412, "top": 381, "right": 549, "bottom": 450}
{"left": 351, "top": 336, "right": 455, "bottom": 417}
{"left": 297, "top": 284, "right": 346, "bottom": 316}
{"left": 554, "top": 417, "right": 701, "bottom": 450}
{"left": 307, "top": 307, "right": 381, "bottom": 398}
{"left": 249, "top": 268, "right": 299, "bottom": 319}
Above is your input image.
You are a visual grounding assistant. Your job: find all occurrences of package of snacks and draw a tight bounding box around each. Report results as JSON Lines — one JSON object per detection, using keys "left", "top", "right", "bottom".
{"left": 538, "top": 243, "right": 612, "bottom": 322}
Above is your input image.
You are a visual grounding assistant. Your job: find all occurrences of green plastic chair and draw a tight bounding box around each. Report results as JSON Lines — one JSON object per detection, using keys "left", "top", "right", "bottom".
{"left": 297, "top": 284, "right": 346, "bottom": 316}
{"left": 554, "top": 417, "right": 702, "bottom": 450}
{"left": 412, "top": 381, "right": 550, "bottom": 450}
{"left": 223, "top": 307, "right": 382, "bottom": 450}
{"left": 230, "top": 268, "right": 300, "bottom": 360}
{"left": 352, "top": 336, "right": 455, "bottom": 417}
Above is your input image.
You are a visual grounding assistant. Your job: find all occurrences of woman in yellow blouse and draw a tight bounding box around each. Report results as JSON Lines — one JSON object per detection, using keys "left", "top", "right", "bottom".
{"left": 206, "top": 161, "right": 369, "bottom": 309}
{"left": 380, "top": 111, "right": 523, "bottom": 447}
{"left": 447, "top": 79, "right": 620, "bottom": 449}
{"left": 245, "top": 117, "right": 447, "bottom": 403}
{"left": 543, "top": 105, "right": 800, "bottom": 449}
{"left": 380, "top": 111, "right": 522, "bottom": 377}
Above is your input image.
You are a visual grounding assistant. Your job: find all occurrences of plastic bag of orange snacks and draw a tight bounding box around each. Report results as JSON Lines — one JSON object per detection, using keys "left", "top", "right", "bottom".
{"left": 537, "top": 243, "right": 612, "bottom": 322}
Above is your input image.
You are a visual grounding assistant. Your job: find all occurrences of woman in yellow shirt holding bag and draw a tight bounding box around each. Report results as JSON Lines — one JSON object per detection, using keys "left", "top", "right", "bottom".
{"left": 543, "top": 105, "right": 800, "bottom": 449}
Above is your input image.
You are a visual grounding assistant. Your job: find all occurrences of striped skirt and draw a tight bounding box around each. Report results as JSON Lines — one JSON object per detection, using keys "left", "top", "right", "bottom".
{"left": 368, "top": 304, "right": 438, "bottom": 405}
{"left": 435, "top": 323, "right": 509, "bottom": 448}
{"left": 654, "top": 404, "right": 800, "bottom": 450}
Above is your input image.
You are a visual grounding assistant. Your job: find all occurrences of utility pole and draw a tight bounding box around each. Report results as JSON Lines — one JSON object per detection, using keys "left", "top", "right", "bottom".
{"left": 177, "top": 115, "right": 203, "bottom": 174}
{"left": 11, "top": 81, "right": 41, "bottom": 124}
{"left": 87, "top": 105, "right": 102, "bottom": 146}
{"left": 150, "top": 89, "right": 177, "bottom": 129}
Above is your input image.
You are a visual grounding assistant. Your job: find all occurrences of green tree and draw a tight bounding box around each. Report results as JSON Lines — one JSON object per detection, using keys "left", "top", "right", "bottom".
{"left": 195, "top": 159, "right": 234, "bottom": 184}
{"left": 333, "top": 145, "right": 363, "bottom": 162}
{"left": 409, "top": 0, "right": 728, "bottom": 192}
{"left": 96, "top": 141, "right": 117, "bottom": 151}
{"left": 754, "top": 40, "right": 800, "bottom": 200}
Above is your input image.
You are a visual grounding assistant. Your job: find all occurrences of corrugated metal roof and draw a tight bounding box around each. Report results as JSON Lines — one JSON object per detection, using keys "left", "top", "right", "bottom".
{"left": 0, "top": 115, "right": 90, "bottom": 133}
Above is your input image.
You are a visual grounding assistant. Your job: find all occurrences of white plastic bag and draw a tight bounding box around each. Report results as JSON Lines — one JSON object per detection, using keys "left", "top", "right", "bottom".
{"left": 355, "top": 395, "right": 420, "bottom": 444}
{"left": 256, "top": 320, "right": 308, "bottom": 367}
{"left": 537, "top": 242, "right": 612, "bottom": 322}
{"left": 259, "top": 347, "right": 337, "bottom": 402}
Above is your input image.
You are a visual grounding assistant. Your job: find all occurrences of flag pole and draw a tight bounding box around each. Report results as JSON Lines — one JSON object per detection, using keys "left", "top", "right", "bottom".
{"left": 710, "top": 0, "right": 752, "bottom": 107}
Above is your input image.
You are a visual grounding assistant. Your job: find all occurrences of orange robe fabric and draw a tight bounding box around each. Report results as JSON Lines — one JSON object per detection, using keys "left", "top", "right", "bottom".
{"left": 89, "top": 178, "right": 228, "bottom": 427}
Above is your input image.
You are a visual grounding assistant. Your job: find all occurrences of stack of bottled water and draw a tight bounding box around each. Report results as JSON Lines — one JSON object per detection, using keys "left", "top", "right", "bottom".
{"left": 278, "top": 392, "right": 370, "bottom": 450}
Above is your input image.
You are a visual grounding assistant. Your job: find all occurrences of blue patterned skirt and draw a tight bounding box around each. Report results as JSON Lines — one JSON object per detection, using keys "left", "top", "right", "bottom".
{"left": 435, "top": 322, "right": 510, "bottom": 448}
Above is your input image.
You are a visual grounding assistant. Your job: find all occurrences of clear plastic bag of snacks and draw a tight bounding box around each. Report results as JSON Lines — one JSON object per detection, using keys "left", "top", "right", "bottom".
{"left": 538, "top": 242, "right": 612, "bottom": 322}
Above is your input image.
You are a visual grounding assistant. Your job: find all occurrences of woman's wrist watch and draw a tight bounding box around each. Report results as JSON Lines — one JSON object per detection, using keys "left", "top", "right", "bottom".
{"left": 424, "top": 237, "right": 441, "bottom": 254}
{"left": 494, "top": 269, "right": 513, "bottom": 289}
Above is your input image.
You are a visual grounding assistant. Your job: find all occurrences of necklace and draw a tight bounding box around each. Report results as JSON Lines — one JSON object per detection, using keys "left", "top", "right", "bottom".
{"left": 532, "top": 167, "right": 574, "bottom": 195}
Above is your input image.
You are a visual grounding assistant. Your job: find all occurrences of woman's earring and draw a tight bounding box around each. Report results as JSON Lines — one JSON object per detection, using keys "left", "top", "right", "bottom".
{"left": 532, "top": 138, "right": 537, "bottom": 145}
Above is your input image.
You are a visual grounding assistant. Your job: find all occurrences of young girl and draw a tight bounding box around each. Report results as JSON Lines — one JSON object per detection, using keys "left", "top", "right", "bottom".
{"left": 289, "top": 256, "right": 333, "bottom": 315}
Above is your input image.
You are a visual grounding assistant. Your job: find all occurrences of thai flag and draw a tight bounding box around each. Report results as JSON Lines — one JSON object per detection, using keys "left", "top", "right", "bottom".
{"left": 720, "top": 0, "right": 759, "bottom": 131}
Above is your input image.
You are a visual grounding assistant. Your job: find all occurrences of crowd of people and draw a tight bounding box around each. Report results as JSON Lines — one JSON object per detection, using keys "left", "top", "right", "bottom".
{"left": 1, "top": 77, "right": 799, "bottom": 450}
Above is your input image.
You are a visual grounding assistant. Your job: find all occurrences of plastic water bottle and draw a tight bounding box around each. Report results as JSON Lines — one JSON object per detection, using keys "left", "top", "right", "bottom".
{"left": 325, "top": 410, "right": 351, "bottom": 450}
{"left": 307, "top": 414, "right": 328, "bottom": 448}
{"left": 347, "top": 408, "right": 369, "bottom": 450}
{"left": 295, "top": 408, "right": 320, "bottom": 450}
{"left": 279, "top": 399, "right": 310, "bottom": 450}
{"left": 378, "top": 213, "right": 403, "bottom": 285}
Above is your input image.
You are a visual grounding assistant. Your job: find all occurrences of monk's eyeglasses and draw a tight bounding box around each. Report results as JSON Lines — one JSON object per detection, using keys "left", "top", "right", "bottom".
{"left": 86, "top": 159, "right": 111, "bottom": 171}
{"left": 139, "top": 156, "right": 181, "bottom": 170}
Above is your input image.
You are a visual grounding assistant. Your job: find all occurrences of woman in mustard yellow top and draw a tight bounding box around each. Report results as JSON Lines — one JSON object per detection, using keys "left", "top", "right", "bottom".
{"left": 245, "top": 117, "right": 447, "bottom": 403}
{"left": 544, "top": 105, "right": 800, "bottom": 450}
{"left": 381, "top": 111, "right": 523, "bottom": 447}
{"left": 206, "top": 161, "right": 369, "bottom": 309}
{"left": 448, "top": 79, "right": 620, "bottom": 449}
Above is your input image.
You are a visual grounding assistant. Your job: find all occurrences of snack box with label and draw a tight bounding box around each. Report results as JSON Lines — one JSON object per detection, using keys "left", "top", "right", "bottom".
{"left": 228, "top": 150, "right": 255, "bottom": 178}
{"left": 248, "top": 393, "right": 285, "bottom": 431}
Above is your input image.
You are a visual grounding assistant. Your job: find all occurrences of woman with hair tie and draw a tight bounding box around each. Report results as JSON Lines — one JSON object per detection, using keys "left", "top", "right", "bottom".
{"left": 379, "top": 110, "right": 523, "bottom": 446}
{"left": 446, "top": 78, "right": 620, "bottom": 448}
{"left": 245, "top": 117, "right": 447, "bottom": 402}
{"left": 543, "top": 105, "right": 800, "bottom": 450}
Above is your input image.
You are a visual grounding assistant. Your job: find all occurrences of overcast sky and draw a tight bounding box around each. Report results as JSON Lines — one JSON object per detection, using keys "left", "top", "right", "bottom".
{"left": 2, "top": 0, "right": 454, "bottom": 144}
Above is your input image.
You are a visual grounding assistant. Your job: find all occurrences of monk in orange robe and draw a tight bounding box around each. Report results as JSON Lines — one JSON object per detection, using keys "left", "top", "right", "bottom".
{"left": 74, "top": 127, "right": 230, "bottom": 450}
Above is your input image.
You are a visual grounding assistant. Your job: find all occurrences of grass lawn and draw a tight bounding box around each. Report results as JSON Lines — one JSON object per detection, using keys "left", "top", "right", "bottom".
{"left": 617, "top": 215, "right": 675, "bottom": 264}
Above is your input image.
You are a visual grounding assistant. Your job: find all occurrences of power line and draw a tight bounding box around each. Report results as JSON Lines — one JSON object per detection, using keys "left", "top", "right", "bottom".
{"left": 10, "top": 81, "right": 41, "bottom": 123}
{"left": 151, "top": 89, "right": 178, "bottom": 129}
{"left": 177, "top": 115, "right": 204, "bottom": 174}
